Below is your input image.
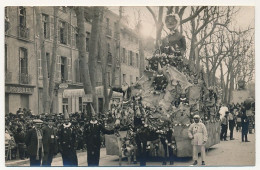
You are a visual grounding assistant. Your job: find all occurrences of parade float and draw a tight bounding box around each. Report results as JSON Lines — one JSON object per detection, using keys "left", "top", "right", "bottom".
{"left": 105, "top": 12, "right": 221, "bottom": 163}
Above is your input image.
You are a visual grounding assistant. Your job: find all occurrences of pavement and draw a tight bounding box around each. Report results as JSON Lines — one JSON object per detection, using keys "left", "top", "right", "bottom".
{"left": 6, "top": 130, "right": 255, "bottom": 166}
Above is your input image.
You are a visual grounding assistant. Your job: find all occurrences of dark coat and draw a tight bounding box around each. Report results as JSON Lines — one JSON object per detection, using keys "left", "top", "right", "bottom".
{"left": 42, "top": 126, "right": 58, "bottom": 154}
{"left": 241, "top": 114, "right": 249, "bottom": 133}
{"left": 57, "top": 124, "right": 78, "bottom": 151}
{"left": 25, "top": 128, "right": 42, "bottom": 156}
{"left": 84, "top": 121, "right": 114, "bottom": 149}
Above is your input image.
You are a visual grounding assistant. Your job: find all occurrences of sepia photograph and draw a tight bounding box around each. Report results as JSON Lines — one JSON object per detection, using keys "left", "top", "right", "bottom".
{"left": 4, "top": 4, "right": 255, "bottom": 167}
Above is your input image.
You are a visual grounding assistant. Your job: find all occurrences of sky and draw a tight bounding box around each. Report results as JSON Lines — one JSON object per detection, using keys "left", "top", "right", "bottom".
{"left": 108, "top": 6, "right": 255, "bottom": 38}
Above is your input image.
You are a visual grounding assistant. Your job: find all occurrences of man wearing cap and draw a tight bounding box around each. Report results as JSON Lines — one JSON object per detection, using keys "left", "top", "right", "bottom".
{"left": 188, "top": 115, "right": 208, "bottom": 166}
{"left": 84, "top": 114, "right": 115, "bottom": 166}
{"left": 25, "top": 119, "right": 43, "bottom": 166}
{"left": 42, "top": 116, "right": 58, "bottom": 166}
{"left": 57, "top": 117, "right": 78, "bottom": 166}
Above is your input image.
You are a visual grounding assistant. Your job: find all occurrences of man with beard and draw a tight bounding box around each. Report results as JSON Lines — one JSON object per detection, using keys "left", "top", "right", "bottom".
{"left": 188, "top": 115, "right": 208, "bottom": 166}
{"left": 25, "top": 119, "right": 43, "bottom": 166}
{"left": 42, "top": 116, "right": 58, "bottom": 166}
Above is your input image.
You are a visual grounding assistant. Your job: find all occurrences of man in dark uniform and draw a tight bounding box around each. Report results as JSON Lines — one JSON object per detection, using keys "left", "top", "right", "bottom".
{"left": 42, "top": 116, "right": 58, "bottom": 166}
{"left": 25, "top": 119, "right": 43, "bottom": 166}
{"left": 241, "top": 111, "right": 250, "bottom": 142}
{"left": 84, "top": 115, "right": 115, "bottom": 166}
{"left": 57, "top": 117, "right": 78, "bottom": 166}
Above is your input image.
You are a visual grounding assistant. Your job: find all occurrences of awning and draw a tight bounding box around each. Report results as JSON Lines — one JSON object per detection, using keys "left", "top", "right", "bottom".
{"left": 63, "top": 89, "right": 85, "bottom": 98}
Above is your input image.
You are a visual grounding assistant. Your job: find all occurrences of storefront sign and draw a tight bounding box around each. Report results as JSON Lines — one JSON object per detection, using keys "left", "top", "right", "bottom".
{"left": 59, "top": 83, "right": 68, "bottom": 89}
{"left": 5, "top": 85, "right": 34, "bottom": 94}
{"left": 63, "top": 89, "right": 85, "bottom": 98}
{"left": 83, "top": 94, "right": 93, "bottom": 102}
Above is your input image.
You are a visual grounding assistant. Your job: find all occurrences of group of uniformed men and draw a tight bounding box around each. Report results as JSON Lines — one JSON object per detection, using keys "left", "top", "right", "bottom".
{"left": 25, "top": 114, "right": 116, "bottom": 167}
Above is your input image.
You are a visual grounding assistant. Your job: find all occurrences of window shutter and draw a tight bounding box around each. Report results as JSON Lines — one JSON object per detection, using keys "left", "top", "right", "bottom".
{"left": 37, "top": 50, "right": 42, "bottom": 78}
{"left": 72, "top": 27, "right": 75, "bottom": 48}
{"left": 125, "top": 49, "right": 128, "bottom": 64}
{"left": 75, "top": 59, "right": 80, "bottom": 82}
{"left": 57, "top": 21, "right": 60, "bottom": 43}
{"left": 56, "top": 55, "right": 61, "bottom": 81}
{"left": 67, "top": 57, "right": 71, "bottom": 82}
{"left": 67, "top": 24, "right": 71, "bottom": 45}
{"left": 50, "top": 16, "right": 54, "bottom": 41}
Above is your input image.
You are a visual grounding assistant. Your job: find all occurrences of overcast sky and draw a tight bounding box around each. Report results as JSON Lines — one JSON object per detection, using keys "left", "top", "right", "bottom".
{"left": 108, "top": 6, "right": 255, "bottom": 38}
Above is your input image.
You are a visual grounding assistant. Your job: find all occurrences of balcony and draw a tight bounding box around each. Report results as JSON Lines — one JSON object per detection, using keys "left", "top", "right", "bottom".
{"left": 106, "top": 28, "right": 112, "bottom": 38}
{"left": 18, "top": 26, "right": 30, "bottom": 40}
{"left": 20, "top": 73, "right": 32, "bottom": 84}
{"left": 5, "top": 72, "right": 12, "bottom": 83}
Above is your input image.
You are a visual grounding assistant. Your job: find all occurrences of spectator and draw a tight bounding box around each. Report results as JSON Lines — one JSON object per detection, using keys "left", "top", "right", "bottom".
{"left": 14, "top": 127, "right": 26, "bottom": 160}
{"left": 25, "top": 119, "right": 44, "bottom": 166}
{"left": 241, "top": 111, "right": 250, "bottom": 142}
{"left": 220, "top": 111, "right": 229, "bottom": 141}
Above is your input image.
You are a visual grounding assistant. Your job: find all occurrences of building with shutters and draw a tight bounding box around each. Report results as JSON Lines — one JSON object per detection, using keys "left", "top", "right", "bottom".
{"left": 5, "top": 6, "right": 146, "bottom": 115}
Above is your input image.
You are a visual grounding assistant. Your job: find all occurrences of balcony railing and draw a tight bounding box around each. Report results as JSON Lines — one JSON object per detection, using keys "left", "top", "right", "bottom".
{"left": 5, "top": 72, "right": 12, "bottom": 83}
{"left": 20, "top": 73, "right": 32, "bottom": 84}
{"left": 18, "top": 26, "right": 30, "bottom": 39}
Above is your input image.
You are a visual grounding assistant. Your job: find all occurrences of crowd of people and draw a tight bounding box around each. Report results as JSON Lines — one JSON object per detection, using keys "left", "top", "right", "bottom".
{"left": 5, "top": 107, "right": 121, "bottom": 166}
{"left": 219, "top": 102, "right": 255, "bottom": 142}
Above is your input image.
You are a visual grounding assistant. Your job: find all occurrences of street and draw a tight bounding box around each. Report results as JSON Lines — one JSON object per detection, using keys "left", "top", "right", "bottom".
{"left": 6, "top": 130, "right": 255, "bottom": 167}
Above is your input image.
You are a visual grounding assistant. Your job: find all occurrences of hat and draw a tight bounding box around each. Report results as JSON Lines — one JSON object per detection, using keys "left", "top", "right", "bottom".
{"left": 193, "top": 115, "right": 200, "bottom": 119}
{"left": 33, "top": 119, "right": 43, "bottom": 124}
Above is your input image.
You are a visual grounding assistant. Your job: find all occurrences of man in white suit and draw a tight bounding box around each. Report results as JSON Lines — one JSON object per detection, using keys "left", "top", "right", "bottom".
{"left": 188, "top": 115, "right": 208, "bottom": 166}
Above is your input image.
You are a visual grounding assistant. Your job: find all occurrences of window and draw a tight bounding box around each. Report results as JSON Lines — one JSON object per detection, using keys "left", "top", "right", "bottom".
{"left": 136, "top": 53, "right": 139, "bottom": 67}
{"left": 5, "top": 44, "right": 7, "bottom": 72}
{"left": 129, "top": 51, "right": 133, "bottom": 66}
{"left": 20, "top": 47, "right": 28, "bottom": 74}
{"left": 38, "top": 51, "right": 42, "bottom": 78}
{"left": 106, "top": 18, "right": 110, "bottom": 30}
{"left": 114, "top": 22, "right": 117, "bottom": 38}
{"left": 62, "top": 98, "right": 69, "bottom": 113}
{"left": 107, "top": 72, "right": 111, "bottom": 86}
{"left": 61, "top": 56, "right": 67, "bottom": 82}
{"left": 42, "top": 14, "right": 50, "bottom": 39}
{"left": 46, "top": 52, "right": 50, "bottom": 78}
{"left": 79, "top": 97, "right": 82, "bottom": 112}
{"left": 122, "top": 48, "right": 126, "bottom": 63}
{"left": 59, "top": 21, "right": 67, "bottom": 44}
{"left": 19, "top": 7, "right": 26, "bottom": 27}
{"left": 107, "top": 43, "right": 112, "bottom": 63}
{"left": 123, "top": 74, "right": 126, "bottom": 83}
{"left": 106, "top": 18, "right": 111, "bottom": 36}
{"left": 75, "top": 27, "right": 79, "bottom": 48}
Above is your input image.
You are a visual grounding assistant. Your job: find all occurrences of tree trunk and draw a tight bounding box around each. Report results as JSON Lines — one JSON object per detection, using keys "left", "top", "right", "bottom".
{"left": 228, "top": 70, "right": 235, "bottom": 103}
{"left": 75, "top": 8, "right": 93, "bottom": 96}
{"left": 155, "top": 7, "right": 164, "bottom": 49}
{"left": 224, "top": 66, "right": 231, "bottom": 104}
{"left": 220, "top": 62, "right": 225, "bottom": 101}
{"left": 35, "top": 7, "right": 50, "bottom": 113}
{"left": 49, "top": 6, "right": 58, "bottom": 114}
{"left": 88, "top": 7, "right": 102, "bottom": 112}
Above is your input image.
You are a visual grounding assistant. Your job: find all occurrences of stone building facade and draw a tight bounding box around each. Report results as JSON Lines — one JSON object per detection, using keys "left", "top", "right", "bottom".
{"left": 5, "top": 6, "right": 145, "bottom": 115}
